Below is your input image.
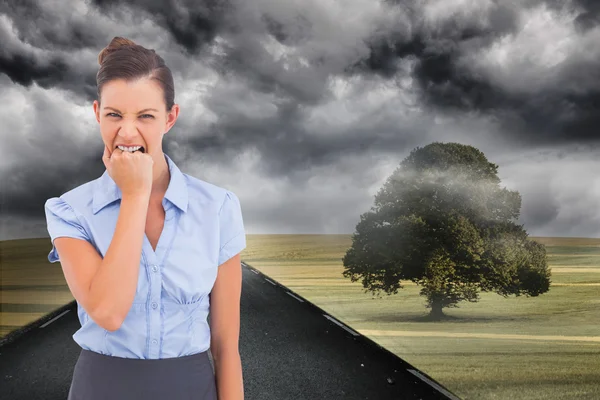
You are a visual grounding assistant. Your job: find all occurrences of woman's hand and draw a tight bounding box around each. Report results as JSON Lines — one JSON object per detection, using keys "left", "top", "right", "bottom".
{"left": 102, "top": 145, "right": 154, "bottom": 198}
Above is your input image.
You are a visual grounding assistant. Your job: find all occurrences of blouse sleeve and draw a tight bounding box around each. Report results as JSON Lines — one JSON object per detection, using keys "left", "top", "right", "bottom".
{"left": 218, "top": 190, "right": 247, "bottom": 266}
{"left": 44, "top": 197, "right": 92, "bottom": 263}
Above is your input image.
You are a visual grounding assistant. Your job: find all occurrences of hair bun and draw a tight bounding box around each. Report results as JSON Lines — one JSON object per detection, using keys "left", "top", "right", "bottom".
{"left": 97, "top": 36, "right": 138, "bottom": 66}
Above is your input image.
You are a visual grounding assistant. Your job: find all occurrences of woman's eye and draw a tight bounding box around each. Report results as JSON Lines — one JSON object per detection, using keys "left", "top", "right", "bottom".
{"left": 106, "top": 113, "right": 153, "bottom": 119}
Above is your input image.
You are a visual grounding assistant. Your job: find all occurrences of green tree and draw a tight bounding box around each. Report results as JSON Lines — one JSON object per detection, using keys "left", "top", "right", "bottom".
{"left": 342, "top": 142, "right": 551, "bottom": 320}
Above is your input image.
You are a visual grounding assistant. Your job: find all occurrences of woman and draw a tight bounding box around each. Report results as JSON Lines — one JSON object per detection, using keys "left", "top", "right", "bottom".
{"left": 44, "top": 36, "right": 245, "bottom": 399}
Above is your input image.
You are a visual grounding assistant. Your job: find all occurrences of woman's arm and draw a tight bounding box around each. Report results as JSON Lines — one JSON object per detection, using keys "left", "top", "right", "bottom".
{"left": 210, "top": 253, "right": 244, "bottom": 400}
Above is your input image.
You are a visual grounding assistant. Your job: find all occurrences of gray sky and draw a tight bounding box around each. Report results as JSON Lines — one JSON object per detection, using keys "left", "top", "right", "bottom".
{"left": 1, "top": 0, "right": 600, "bottom": 240}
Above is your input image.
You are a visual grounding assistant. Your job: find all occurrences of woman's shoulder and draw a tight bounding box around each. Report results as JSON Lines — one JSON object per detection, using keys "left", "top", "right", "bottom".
{"left": 183, "top": 173, "right": 239, "bottom": 204}
{"left": 45, "top": 178, "right": 97, "bottom": 213}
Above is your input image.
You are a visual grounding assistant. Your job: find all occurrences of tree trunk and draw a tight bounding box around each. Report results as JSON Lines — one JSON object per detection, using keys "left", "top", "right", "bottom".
{"left": 429, "top": 299, "right": 445, "bottom": 320}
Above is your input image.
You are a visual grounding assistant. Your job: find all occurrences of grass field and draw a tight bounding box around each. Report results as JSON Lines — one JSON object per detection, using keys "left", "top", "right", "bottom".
{"left": 240, "top": 234, "right": 600, "bottom": 400}
{"left": 1, "top": 235, "right": 599, "bottom": 399}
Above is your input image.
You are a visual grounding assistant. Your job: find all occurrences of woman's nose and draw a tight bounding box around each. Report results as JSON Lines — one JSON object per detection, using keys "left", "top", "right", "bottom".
{"left": 118, "top": 122, "right": 139, "bottom": 138}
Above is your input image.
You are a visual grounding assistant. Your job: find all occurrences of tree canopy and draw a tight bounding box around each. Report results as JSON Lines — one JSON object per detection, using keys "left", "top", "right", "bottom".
{"left": 342, "top": 142, "right": 551, "bottom": 319}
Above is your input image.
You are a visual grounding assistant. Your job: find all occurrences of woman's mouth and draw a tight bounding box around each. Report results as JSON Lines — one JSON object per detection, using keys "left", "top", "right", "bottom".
{"left": 116, "top": 145, "right": 145, "bottom": 153}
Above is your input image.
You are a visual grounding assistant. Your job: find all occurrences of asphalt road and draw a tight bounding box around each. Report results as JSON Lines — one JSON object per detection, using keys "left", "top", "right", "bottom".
{"left": 0, "top": 262, "right": 460, "bottom": 400}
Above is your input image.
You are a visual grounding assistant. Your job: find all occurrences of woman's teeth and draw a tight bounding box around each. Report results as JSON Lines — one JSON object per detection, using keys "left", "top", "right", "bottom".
{"left": 118, "top": 145, "right": 144, "bottom": 153}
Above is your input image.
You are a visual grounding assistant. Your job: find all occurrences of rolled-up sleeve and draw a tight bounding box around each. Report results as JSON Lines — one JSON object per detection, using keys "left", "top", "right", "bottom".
{"left": 218, "top": 190, "right": 246, "bottom": 266}
{"left": 44, "top": 197, "right": 91, "bottom": 263}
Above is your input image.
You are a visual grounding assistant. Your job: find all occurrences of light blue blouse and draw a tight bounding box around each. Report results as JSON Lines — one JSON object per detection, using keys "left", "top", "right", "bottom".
{"left": 44, "top": 153, "right": 246, "bottom": 359}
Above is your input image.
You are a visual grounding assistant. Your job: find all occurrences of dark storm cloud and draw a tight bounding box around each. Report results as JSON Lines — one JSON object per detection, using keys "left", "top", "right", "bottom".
{"left": 207, "top": 32, "right": 330, "bottom": 106}
{"left": 0, "top": 0, "right": 103, "bottom": 99}
{"left": 545, "top": 0, "right": 600, "bottom": 31}
{"left": 0, "top": 159, "right": 106, "bottom": 216}
{"left": 0, "top": 0, "right": 232, "bottom": 104}
{"left": 168, "top": 2, "right": 428, "bottom": 178}
{"left": 90, "top": 0, "right": 232, "bottom": 54}
{"left": 350, "top": 1, "right": 600, "bottom": 145}
{"left": 0, "top": 81, "right": 108, "bottom": 215}
{"left": 0, "top": 0, "right": 101, "bottom": 50}
{"left": 183, "top": 98, "right": 427, "bottom": 179}
{"left": 2, "top": 0, "right": 600, "bottom": 239}
{"left": 193, "top": 0, "right": 599, "bottom": 180}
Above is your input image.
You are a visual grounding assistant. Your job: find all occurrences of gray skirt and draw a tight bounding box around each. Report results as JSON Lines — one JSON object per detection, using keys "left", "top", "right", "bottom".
{"left": 67, "top": 348, "right": 217, "bottom": 400}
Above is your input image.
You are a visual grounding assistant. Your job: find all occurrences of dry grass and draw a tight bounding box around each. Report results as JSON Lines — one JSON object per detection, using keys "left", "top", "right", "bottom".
{"left": 240, "top": 234, "right": 600, "bottom": 400}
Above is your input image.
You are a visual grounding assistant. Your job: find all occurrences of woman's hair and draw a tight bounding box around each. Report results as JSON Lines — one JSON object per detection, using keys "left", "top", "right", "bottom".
{"left": 96, "top": 36, "right": 175, "bottom": 112}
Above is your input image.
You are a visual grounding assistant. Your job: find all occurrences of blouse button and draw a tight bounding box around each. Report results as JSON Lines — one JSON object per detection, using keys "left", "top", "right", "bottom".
{"left": 152, "top": 265, "right": 158, "bottom": 272}
{"left": 151, "top": 302, "right": 158, "bottom": 309}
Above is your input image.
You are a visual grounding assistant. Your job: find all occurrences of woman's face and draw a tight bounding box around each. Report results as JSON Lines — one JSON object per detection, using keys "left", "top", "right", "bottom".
{"left": 93, "top": 78, "right": 179, "bottom": 159}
